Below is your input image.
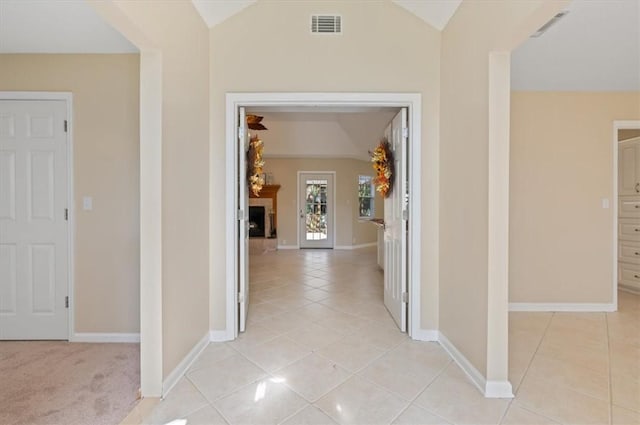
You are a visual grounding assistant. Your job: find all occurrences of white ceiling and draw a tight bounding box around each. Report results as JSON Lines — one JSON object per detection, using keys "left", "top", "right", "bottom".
{"left": 0, "top": 0, "right": 137, "bottom": 53}
{"left": 511, "top": 0, "right": 639, "bottom": 91}
{"left": 0, "top": 0, "right": 637, "bottom": 91}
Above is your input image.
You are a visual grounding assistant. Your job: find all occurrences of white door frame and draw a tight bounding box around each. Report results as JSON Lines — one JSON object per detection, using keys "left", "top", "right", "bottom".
{"left": 0, "top": 91, "right": 74, "bottom": 340}
{"left": 225, "top": 92, "right": 423, "bottom": 339}
{"left": 613, "top": 120, "right": 640, "bottom": 307}
{"left": 297, "top": 171, "right": 336, "bottom": 249}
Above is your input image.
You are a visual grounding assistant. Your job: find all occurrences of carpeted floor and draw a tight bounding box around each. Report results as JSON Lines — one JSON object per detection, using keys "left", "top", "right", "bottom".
{"left": 0, "top": 341, "right": 140, "bottom": 425}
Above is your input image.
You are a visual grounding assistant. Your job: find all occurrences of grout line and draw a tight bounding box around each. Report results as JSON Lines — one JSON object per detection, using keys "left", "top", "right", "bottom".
{"left": 513, "top": 311, "right": 555, "bottom": 396}
{"left": 605, "top": 312, "right": 613, "bottom": 425}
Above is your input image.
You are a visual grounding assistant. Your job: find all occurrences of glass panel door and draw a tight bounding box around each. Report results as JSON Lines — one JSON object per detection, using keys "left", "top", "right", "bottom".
{"left": 299, "top": 173, "right": 334, "bottom": 248}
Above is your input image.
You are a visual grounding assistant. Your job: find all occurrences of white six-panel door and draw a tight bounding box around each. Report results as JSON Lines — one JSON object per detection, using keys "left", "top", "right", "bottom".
{"left": 0, "top": 99, "right": 69, "bottom": 340}
{"left": 383, "top": 108, "right": 408, "bottom": 332}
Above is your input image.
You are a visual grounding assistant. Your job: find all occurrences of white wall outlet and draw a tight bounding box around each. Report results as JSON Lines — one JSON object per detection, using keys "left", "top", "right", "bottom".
{"left": 601, "top": 198, "right": 610, "bottom": 209}
{"left": 82, "top": 196, "right": 93, "bottom": 211}
{"left": 282, "top": 239, "right": 287, "bottom": 245}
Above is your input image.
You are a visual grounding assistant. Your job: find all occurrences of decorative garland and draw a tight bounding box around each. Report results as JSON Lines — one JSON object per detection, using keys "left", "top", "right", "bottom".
{"left": 370, "top": 138, "right": 394, "bottom": 198}
{"left": 247, "top": 135, "right": 265, "bottom": 196}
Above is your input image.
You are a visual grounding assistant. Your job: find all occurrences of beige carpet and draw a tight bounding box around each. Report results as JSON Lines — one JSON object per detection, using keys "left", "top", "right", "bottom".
{"left": 0, "top": 341, "right": 139, "bottom": 425}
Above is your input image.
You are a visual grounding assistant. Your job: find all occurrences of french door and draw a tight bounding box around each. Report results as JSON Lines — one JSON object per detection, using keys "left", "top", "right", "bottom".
{"left": 298, "top": 172, "right": 334, "bottom": 249}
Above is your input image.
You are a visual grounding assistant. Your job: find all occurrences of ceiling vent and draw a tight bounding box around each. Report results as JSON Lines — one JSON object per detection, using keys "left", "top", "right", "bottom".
{"left": 531, "top": 11, "right": 569, "bottom": 38}
{"left": 311, "top": 15, "right": 342, "bottom": 34}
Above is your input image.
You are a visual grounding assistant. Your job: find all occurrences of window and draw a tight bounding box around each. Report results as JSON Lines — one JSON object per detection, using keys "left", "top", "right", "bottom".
{"left": 358, "top": 175, "right": 375, "bottom": 218}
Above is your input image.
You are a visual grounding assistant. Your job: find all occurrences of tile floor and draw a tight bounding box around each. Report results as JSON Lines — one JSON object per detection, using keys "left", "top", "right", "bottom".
{"left": 137, "top": 248, "right": 640, "bottom": 425}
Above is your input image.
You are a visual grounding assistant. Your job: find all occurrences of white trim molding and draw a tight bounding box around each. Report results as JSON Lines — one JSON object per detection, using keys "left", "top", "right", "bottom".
{"left": 277, "top": 245, "right": 300, "bottom": 250}
{"left": 225, "top": 92, "right": 425, "bottom": 341}
{"left": 438, "top": 332, "right": 513, "bottom": 398}
{"left": 71, "top": 333, "right": 140, "bottom": 343}
{"left": 162, "top": 333, "right": 209, "bottom": 398}
{"left": 509, "top": 303, "right": 616, "bottom": 312}
{"left": 411, "top": 329, "right": 439, "bottom": 342}
{"left": 209, "top": 329, "right": 233, "bottom": 342}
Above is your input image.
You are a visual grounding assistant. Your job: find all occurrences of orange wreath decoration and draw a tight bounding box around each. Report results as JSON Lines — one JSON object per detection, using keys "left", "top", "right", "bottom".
{"left": 247, "top": 135, "right": 265, "bottom": 196}
{"left": 370, "top": 138, "right": 394, "bottom": 198}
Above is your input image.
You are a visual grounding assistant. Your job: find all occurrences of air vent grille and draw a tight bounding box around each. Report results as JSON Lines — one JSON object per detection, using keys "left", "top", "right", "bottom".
{"left": 311, "top": 15, "right": 342, "bottom": 34}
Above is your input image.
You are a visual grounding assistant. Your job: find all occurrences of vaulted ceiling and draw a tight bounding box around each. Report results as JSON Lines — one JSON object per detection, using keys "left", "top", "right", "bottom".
{"left": 0, "top": 0, "right": 637, "bottom": 91}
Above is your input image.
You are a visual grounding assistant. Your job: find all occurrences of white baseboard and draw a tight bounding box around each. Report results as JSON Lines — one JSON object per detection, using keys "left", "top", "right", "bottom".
{"left": 437, "top": 332, "right": 487, "bottom": 396}
{"left": 71, "top": 333, "right": 140, "bottom": 343}
{"left": 411, "top": 328, "right": 439, "bottom": 341}
{"left": 162, "top": 333, "right": 209, "bottom": 397}
{"left": 485, "top": 380, "right": 514, "bottom": 398}
{"left": 210, "top": 329, "right": 233, "bottom": 342}
{"left": 277, "top": 245, "right": 299, "bottom": 250}
{"left": 335, "top": 242, "right": 377, "bottom": 250}
{"left": 509, "top": 303, "right": 616, "bottom": 312}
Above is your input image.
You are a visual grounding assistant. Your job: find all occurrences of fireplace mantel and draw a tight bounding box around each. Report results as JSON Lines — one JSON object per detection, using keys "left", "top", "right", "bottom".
{"left": 250, "top": 185, "right": 281, "bottom": 236}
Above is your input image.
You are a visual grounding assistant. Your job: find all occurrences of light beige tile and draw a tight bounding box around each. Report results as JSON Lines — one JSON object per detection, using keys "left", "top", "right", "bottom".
{"left": 392, "top": 404, "right": 451, "bottom": 425}
{"left": 303, "top": 288, "right": 331, "bottom": 302}
{"left": 500, "top": 405, "right": 560, "bottom": 425}
{"left": 227, "top": 323, "right": 279, "bottom": 353}
{"left": 514, "top": 374, "right": 610, "bottom": 425}
{"left": 358, "top": 341, "right": 451, "bottom": 400}
{"left": 414, "top": 364, "right": 509, "bottom": 425}
{"left": 142, "top": 379, "right": 208, "bottom": 425}
{"left": 349, "top": 322, "right": 408, "bottom": 351}
{"left": 285, "top": 323, "right": 345, "bottom": 351}
{"left": 612, "top": 404, "right": 640, "bottom": 425}
{"left": 182, "top": 405, "right": 228, "bottom": 425}
{"left": 281, "top": 405, "right": 338, "bottom": 425}
{"left": 259, "top": 311, "right": 314, "bottom": 335}
{"left": 316, "top": 335, "right": 386, "bottom": 372}
{"left": 611, "top": 372, "right": 640, "bottom": 413}
{"left": 246, "top": 302, "right": 287, "bottom": 322}
{"left": 187, "top": 343, "right": 236, "bottom": 374}
{"left": 525, "top": 353, "right": 610, "bottom": 401}
{"left": 313, "top": 311, "right": 371, "bottom": 336}
{"left": 276, "top": 353, "right": 351, "bottom": 402}
{"left": 315, "top": 375, "right": 409, "bottom": 425}
{"left": 240, "top": 335, "right": 310, "bottom": 372}
{"left": 187, "top": 354, "right": 266, "bottom": 402}
{"left": 214, "top": 377, "right": 308, "bottom": 425}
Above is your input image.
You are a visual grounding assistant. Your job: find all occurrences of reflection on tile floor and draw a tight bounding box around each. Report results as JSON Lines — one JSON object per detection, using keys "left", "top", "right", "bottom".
{"left": 138, "top": 248, "right": 640, "bottom": 425}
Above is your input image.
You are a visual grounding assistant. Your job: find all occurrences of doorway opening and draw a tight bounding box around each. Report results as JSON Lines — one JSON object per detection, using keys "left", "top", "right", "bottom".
{"left": 615, "top": 120, "right": 640, "bottom": 299}
{"left": 224, "top": 93, "right": 424, "bottom": 341}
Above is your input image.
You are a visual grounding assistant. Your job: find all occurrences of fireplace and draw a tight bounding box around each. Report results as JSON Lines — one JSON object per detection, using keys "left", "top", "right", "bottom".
{"left": 249, "top": 206, "right": 266, "bottom": 238}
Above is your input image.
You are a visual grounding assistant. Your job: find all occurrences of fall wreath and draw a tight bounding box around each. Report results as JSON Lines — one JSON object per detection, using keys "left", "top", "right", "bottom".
{"left": 247, "top": 135, "right": 265, "bottom": 196}
{"left": 370, "top": 138, "right": 394, "bottom": 198}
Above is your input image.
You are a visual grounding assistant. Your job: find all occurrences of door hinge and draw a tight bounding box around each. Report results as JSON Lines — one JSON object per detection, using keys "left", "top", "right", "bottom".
{"left": 402, "top": 292, "right": 408, "bottom": 303}
{"left": 238, "top": 127, "right": 245, "bottom": 139}
{"left": 237, "top": 209, "right": 244, "bottom": 220}
{"left": 64, "top": 120, "right": 68, "bottom": 133}
{"left": 402, "top": 127, "right": 408, "bottom": 139}
{"left": 64, "top": 208, "right": 68, "bottom": 221}
{"left": 65, "top": 296, "right": 69, "bottom": 308}
{"left": 238, "top": 293, "right": 245, "bottom": 303}
{"left": 402, "top": 209, "right": 408, "bottom": 220}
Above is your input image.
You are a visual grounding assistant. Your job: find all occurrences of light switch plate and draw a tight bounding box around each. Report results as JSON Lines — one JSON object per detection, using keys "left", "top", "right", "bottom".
{"left": 83, "top": 196, "right": 93, "bottom": 211}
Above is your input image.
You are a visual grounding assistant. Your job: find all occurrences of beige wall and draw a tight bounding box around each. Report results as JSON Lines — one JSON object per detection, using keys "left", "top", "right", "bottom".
{"left": 510, "top": 92, "right": 640, "bottom": 304}
{"left": 440, "top": 0, "right": 565, "bottom": 378}
{"left": 264, "top": 158, "right": 382, "bottom": 248}
{"left": 619, "top": 129, "right": 640, "bottom": 141}
{"left": 106, "top": 1, "right": 211, "bottom": 378}
{"left": 0, "top": 54, "right": 140, "bottom": 334}
{"left": 209, "top": 0, "right": 442, "bottom": 331}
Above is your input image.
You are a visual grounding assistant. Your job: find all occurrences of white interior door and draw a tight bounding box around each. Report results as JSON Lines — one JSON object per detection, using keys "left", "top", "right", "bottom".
{"left": 238, "top": 107, "right": 250, "bottom": 333}
{"left": 383, "top": 108, "right": 408, "bottom": 331}
{"left": 299, "top": 173, "right": 334, "bottom": 249}
{"left": 0, "top": 99, "right": 69, "bottom": 340}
